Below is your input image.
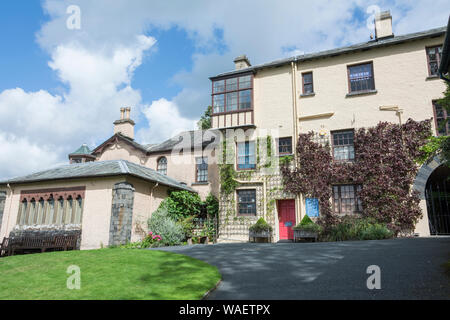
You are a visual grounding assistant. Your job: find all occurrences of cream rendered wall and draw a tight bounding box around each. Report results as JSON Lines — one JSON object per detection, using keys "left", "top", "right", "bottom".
{"left": 296, "top": 37, "right": 446, "bottom": 134}
{"left": 96, "top": 141, "right": 147, "bottom": 165}
{"left": 294, "top": 36, "right": 445, "bottom": 236}
{"left": 0, "top": 177, "right": 121, "bottom": 250}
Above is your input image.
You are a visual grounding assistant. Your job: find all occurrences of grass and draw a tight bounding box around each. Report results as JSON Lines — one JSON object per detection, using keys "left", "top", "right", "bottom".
{"left": 0, "top": 248, "right": 221, "bottom": 300}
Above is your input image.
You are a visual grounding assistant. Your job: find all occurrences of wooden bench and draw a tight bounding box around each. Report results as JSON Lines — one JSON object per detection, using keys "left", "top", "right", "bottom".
{"left": 2, "top": 234, "right": 79, "bottom": 257}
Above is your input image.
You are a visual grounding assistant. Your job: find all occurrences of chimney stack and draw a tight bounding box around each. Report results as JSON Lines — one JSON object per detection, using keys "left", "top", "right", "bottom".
{"left": 234, "top": 55, "right": 251, "bottom": 70}
{"left": 114, "top": 107, "right": 135, "bottom": 139}
{"left": 374, "top": 11, "right": 394, "bottom": 40}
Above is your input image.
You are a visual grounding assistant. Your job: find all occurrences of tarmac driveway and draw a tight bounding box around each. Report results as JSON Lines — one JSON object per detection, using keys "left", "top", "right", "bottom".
{"left": 155, "top": 238, "right": 450, "bottom": 300}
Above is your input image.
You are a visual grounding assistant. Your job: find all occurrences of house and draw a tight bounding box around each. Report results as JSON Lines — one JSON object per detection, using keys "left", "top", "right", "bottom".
{"left": 0, "top": 109, "right": 220, "bottom": 249}
{"left": 210, "top": 11, "right": 448, "bottom": 242}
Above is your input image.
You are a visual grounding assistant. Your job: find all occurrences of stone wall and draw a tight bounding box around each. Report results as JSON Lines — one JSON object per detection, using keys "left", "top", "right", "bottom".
{"left": 9, "top": 225, "right": 82, "bottom": 249}
{"left": 108, "top": 182, "right": 135, "bottom": 246}
{"left": 0, "top": 191, "right": 6, "bottom": 235}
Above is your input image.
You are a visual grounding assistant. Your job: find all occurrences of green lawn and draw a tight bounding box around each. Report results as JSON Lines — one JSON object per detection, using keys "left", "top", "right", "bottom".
{"left": 0, "top": 249, "right": 221, "bottom": 300}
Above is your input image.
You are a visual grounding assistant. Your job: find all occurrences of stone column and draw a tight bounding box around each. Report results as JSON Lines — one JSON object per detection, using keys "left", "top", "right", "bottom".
{"left": 109, "top": 182, "right": 135, "bottom": 246}
{"left": 0, "top": 191, "right": 6, "bottom": 235}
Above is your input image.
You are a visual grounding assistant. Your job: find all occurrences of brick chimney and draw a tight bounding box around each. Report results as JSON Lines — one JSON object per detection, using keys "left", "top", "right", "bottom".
{"left": 234, "top": 55, "right": 251, "bottom": 70}
{"left": 375, "top": 11, "right": 394, "bottom": 40}
{"left": 114, "top": 107, "right": 135, "bottom": 139}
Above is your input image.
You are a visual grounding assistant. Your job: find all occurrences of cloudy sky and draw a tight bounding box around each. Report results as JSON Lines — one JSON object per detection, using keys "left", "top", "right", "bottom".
{"left": 0, "top": 0, "right": 449, "bottom": 179}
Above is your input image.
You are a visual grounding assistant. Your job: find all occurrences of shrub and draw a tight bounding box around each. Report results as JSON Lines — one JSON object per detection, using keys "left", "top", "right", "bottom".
{"left": 249, "top": 217, "right": 273, "bottom": 233}
{"left": 159, "top": 190, "right": 202, "bottom": 221}
{"left": 178, "top": 215, "right": 195, "bottom": 239}
{"left": 293, "top": 215, "right": 322, "bottom": 233}
{"left": 322, "top": 216, "right": 393, "bottom": 242}
{"left": 120, "top": 231, "right": 163, "bottom": 249}
{"left": 205, "top": 193, "right": 219, "bottom": 218}
{"left": 148, "top": 208, "right": 185, "bottom": 246}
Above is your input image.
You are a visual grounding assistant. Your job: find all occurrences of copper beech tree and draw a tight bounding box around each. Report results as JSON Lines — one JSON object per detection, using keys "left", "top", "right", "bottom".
{"left": 281, "top": 119, "right": 432, "bottom": 235}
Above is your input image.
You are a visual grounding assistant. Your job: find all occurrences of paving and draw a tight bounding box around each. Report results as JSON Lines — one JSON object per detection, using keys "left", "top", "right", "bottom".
{"left": 155, "top": 238, "right": 450, "bottom": 300}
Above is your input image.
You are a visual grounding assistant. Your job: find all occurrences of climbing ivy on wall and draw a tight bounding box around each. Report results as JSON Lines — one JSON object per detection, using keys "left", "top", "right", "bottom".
{"left": 281, "top": 119, "right": 433, "bottom": 234}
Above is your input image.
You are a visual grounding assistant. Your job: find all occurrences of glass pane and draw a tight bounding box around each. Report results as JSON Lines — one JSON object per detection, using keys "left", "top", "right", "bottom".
{"left": 213, "top": 80, "right": 225, "bottom": 93}
{"left": 303, "top": 73, "right": 312, "bottom": 84}
{"left": 213, "top": 94, "right": 225, "bottom": 113}
{"left": 239, "top": 75, "right": 252, "bottom": 89}
{"left": 226, "top": 78, "right": 238, "bottom": 91}
{"left": 349, "top": 63, "right": 374, "bottom": 92}
{"left": 226, "top": 92, "right": 238, "bottom": 111}
{"left": 304, "top": 84, "right": 313, "bottom": 94}
{"left": 239, "top": 90, "right": 252, "bottom": 110}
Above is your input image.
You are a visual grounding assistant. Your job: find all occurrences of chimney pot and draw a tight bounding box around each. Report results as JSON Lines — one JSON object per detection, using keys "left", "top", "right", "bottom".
{"left": 114, "top": 107, "right": 135, "bottom": 139}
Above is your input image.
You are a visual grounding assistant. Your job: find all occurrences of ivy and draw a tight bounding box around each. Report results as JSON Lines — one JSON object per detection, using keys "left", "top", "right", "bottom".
{"left": 281, "top": 119, "right": 433, "bottom": 235}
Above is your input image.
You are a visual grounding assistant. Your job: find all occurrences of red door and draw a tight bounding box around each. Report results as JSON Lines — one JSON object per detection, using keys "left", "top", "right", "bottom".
{"left": 278, "top": 200, "right": 296, "bottom": 240}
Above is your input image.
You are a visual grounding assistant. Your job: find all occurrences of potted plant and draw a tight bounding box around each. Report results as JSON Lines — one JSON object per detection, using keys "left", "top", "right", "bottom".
{"left": 249, "top": 218, "right": 273, "bottom": 243}
{"left": 293, "top": 215, "right": 321, "bottom": 242}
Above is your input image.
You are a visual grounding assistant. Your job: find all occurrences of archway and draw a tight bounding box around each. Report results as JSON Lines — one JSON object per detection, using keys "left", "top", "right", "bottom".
{"left": 425, "top": 165, "right": 450, "bottom": 235}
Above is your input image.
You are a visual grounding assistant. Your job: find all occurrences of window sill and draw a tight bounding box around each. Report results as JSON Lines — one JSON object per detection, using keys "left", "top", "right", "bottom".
{"left": 300, "top": 92, "right": 315, "bottom": 98}
{"left": 426, "top": 75, "right": 440, "bottom": 81}
{"left": 191, "top": 182, "right": 209, "bottom": 186}
{"left": 345, "top": 89, "right": 377, "bottom": 98}
{"left": 278, "top": 153, "right": 294, "bottom": 157}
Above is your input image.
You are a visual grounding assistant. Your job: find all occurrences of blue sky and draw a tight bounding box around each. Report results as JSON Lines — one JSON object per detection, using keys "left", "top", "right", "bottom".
{"left": 0, "top": 0, "right": 449, "bottom": 179}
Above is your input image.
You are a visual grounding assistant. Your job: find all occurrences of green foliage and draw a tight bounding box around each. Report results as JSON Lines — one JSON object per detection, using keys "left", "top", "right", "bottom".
{"left": 159, "top": 190, "right": 202, "bottom": 221}
{"left": 205, "top": 193, "right": 219, "bottom": 217}
{"left": 148, "top": 208, "right": 185, "bottom": 246}
{"left": 279, "top": 155, "right": 294, "bottom": 166}
{"left": 197, "top": 105, "right": 212, "bottom": 130}
{"left": 219, "top": 164, "right": 238, "bottom": 195}
{"left": 417, "top": 136, "right": 448, "bottom": 164}
{"left": 178, "top": 216, "right": 195, "bottom": 239}
{"left": 249, "top": 217, "right": 273, "bottom": 233}
{"left": 322, "top": 216, "right": 393, "bottom": 242}
{"left": 293, "top": 215, "right": 322, "bottom": 233}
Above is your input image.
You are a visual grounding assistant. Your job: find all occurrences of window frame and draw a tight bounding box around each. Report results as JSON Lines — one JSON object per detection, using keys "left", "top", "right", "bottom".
{"left": 211, "top": 73, "right": 254, "bottom": 115}
{"left": 332, "top": 184, "right": 362, "bottom": 214}
{"left": 302, "top": 72, "right": 314, "bottom": 95}
{"left": 331, "top": 129, "right": 355, "bottom": 162}
{"left": 195, "top": 156, "right": 209, "bottom": 183}
{"left": 236, "top": 140, "right": 256, "bottom": 171}
{"left": 236, "top": 189, "right": 257, "bottom": 216}
{"left": 157, "top": 156, "right": 168, "bottom": 175}
{"left": 277, "top": 137, "right": 293, "bottom": 156}
{"left": 432, "top": 100, "right": 449, "bottom": 136}
{"left": 347, "top": 61, "right": 376, "bottom": 94}
{"left": 426, "top": 45, "right": 443, "bottom": 77}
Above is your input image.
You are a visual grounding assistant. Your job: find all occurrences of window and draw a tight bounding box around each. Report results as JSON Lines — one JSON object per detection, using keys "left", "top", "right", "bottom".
{"left": 302, "top": 72, "right": 314, "bottom": 94}
{"left": 196, "top": 157, "right": 208, "bottom": 182}
{"left": 433, "top": 101, "right": 449, "bottom": 136}
{"left": 278, "top": 137, "right": 293, "bottom": 155}
{"left": 212, "top": 74, "right": 253, "bottom": 114}
{"left": 157, "top": 157, "right": 167, "bottom": 175}
{"left": 333, "top": 185, "right": 362, "bottom": 214}
{"left": 332, "top": 130, "right": 355, "bottom": 161}
{"left": 427, "top": 46, "right": 443, "bottom": 76}
{"left": 237, "top": 141, "right": 256, "bottom": 170}
{"left": 347, "top": 62, "right": 375, "bottom": 93}
{"left": 237, "top": 189, "right": 256, "bottom": 215}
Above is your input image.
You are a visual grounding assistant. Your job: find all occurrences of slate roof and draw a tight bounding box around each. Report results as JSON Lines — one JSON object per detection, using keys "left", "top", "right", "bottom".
{"left": 69, "top": 144, "right": 93, "bottom": 156}
{"left": 211, "top": 26, "right": 447, "bottom": 79}
{"left": 0, "top": 160, "right": 196, "bottom": 192}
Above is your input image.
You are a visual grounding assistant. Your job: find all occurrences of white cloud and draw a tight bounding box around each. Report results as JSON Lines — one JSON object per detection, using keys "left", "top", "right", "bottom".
{"left": 136, "top": 98, "right": 197, "bottom": 144}
{"left": 0, "top": 35, "right": 156, "bottom": 179}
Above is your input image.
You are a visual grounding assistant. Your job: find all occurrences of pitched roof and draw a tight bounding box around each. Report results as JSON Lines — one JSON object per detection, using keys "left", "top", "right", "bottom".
{"left": 69, "top": 144, "right": 93, "bottom": 156}
{"left": 0, "top": 160, "right": 196, "bottom": 192}
{"left": 211, "top": 26, "right": 447, "bottom": 79}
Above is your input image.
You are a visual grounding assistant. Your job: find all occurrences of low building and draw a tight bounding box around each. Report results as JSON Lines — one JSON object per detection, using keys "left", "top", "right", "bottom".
{"left": 0, "top": 160, "right": 195, "bottom": 249}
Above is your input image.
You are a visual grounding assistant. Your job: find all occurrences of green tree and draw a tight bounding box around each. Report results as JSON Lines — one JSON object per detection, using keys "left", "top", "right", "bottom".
{"left": 197, "top": 106, "right": 212, "bottom": 130}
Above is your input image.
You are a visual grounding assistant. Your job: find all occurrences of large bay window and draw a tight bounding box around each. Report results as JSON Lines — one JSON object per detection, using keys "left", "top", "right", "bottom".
{"left": 212, "top": 74, "right": 253, "bottom": 114}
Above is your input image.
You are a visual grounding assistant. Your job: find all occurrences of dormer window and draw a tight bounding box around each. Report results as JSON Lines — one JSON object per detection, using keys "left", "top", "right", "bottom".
{"left": 212, "top": 74, "right": 253, "bottom": 114}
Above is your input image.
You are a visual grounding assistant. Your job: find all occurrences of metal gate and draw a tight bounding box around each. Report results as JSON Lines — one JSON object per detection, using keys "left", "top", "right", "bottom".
{"left": 425, "top": 169, "right": 450, "bottom": 235}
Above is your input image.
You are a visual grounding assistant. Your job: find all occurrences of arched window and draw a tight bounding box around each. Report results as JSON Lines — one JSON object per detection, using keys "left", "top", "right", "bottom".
{"left": 157, "top": 157, "right": 168, "bottom": 175}
{"left": 36, "top": 198, "right": 45, "bottom": 225}
{"left": 46, "top": 196, "right": 55, "bottom": 225}
{"left": 28, "top": 199, "right": 36, "bottom": 225}
{"left": 65, "top": 196, "right": 73, "bottom": 224}
{"left": 56, "top": 197, "right": 64, "bottom": 225}
{"left": 74, "top": 195, "right": 83, "bottom": 224}
{"left": 17, "top": 199, "right": 27, "bottom": 225}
